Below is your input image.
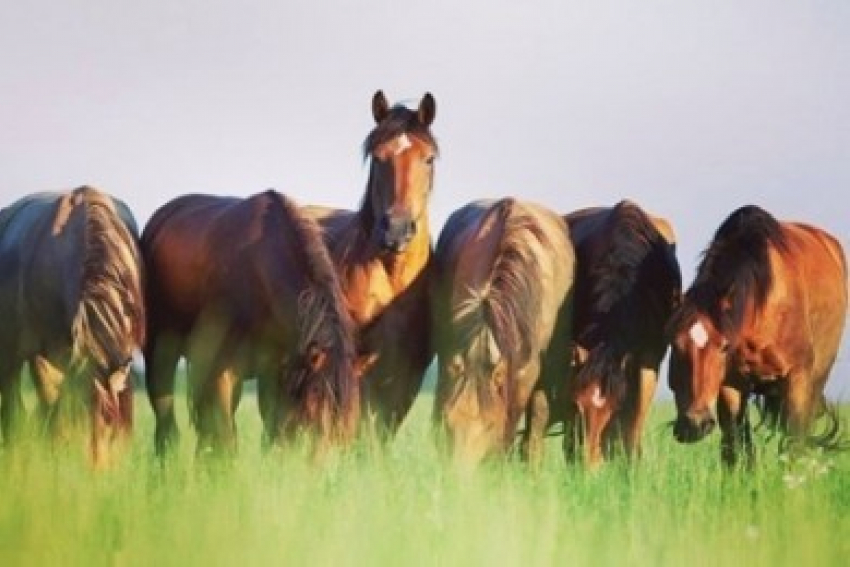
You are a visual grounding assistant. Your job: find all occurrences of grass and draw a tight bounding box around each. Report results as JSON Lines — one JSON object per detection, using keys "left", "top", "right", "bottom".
{"left": 1, "top": 380, "right": 848, "bottom": 567}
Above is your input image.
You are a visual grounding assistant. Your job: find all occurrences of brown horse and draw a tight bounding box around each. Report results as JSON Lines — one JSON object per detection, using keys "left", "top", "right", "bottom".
{"left": 0, "top": 186, "right": 145, "bottom": 466}
{"left": 667, "top": 205, "right": 847, "bottom": 467}
{"left": 304, "top": 91, "right": 437, "bottom": 437}
{"left": 142, "top": 190, "right": 356, "bottom": 458}
{"left": 432, "top": 198, "right": 575, "bottom": 466}
{"left": 562, "top": 200, "right": 681, "bottom": 468}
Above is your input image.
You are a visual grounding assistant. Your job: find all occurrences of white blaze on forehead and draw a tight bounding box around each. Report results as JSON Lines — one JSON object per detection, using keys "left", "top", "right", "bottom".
{"left": 393, "top": 133, "right": 412, "bottom": 155}
{"left": 689, "top": 321, "right": 709, "bottom": 349}
{"left": 591, "top": 386, "right": 606, "bottom": 409}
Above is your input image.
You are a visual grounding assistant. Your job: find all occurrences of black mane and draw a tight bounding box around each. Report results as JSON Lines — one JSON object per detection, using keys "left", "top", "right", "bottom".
{"left": 685, "top": 205, "right": 788, "bottom": 340}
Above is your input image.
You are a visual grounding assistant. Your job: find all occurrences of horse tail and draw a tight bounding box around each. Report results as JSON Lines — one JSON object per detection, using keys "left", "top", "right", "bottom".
{"left": 70, "top": 186, "right": 145, "bottom": 430}
{"left": 484, "top": 198, "right": 548, "bottom": 444}
{"left": 267, "top": 191, "right": 357, "bottom": 440}
{"left": 753, "top": 391, "right": 848, "bottom": 453}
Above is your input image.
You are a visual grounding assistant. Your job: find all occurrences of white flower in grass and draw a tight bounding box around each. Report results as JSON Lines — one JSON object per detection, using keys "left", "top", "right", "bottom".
{"left": 782, "top": 473, "right": 805, "bottom": 489}
{"left": 745, "top": 524, "right": 760, "bottom": 540}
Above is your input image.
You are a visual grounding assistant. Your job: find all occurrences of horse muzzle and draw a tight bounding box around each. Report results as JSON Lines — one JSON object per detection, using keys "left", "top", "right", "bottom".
{"left": 673, "top": 409, "right": 716, "bottom": 443}
{"left": 379, "top": 214, "right": 416, "bottom": 253}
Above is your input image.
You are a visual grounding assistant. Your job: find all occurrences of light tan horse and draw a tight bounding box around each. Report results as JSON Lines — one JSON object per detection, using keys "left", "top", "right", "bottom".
{"left": 562, "top": 201, "right": 681, "bottom": 468}
{"left": 432, "top": 198, "right": 575, "bottom": 467}
{"left": 0, "top": 186, "right": 145, "bottom": 466}
{"left": 667, "top": 205, "right": 847, "bottom": 467}
{"left": 305, "top": 91, "right": 437, "bottom": 437}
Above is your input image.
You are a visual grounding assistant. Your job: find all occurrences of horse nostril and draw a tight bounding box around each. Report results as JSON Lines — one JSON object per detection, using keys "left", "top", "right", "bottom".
{"left": 409, "top": 220, "right": 417, "bottom": 235}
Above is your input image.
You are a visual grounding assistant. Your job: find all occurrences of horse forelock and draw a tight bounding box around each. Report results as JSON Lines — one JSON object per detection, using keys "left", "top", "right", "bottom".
{"left": 690, "top": 205, "right": 787, "bottom": 342}
{"left": 362, "top": 105, "right": 439, "bottom": 160}
{"left": 71, "top": 188, "right": 145, "bottom": 378}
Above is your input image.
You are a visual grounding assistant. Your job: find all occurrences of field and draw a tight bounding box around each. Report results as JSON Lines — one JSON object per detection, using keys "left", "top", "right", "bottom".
{"left": 1, "top": 378, "right": 848, "bottom": 567}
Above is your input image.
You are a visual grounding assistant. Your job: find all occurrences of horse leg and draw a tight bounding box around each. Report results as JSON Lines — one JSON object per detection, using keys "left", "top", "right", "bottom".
{"left": 782, "top": 369, "right": 819, "bottom": 456}
{"left": 717, "top": 385, "right": 753, "bottom": 469}
{"left": 520, "top": 387, "right": 550, "bottom": 471}
{"left": 0, "top": 358, "right": 25, "bottom": 446}
{"left": 562, "top": 400, "right": 583, "bottom": 466}
{"left": 189, "top": 352, "right": 240, "bottom": 460}
{"left": 621, "top": 366, "right": 658, "bottom": 461}
{"left": 29, "top": 355, "right": 66, "bottom": 439}
{"left": 145, "top": 332, "right": 182, "bottom": 457}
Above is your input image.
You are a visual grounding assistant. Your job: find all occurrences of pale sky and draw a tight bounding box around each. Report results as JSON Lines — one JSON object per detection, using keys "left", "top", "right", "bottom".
{"left": 1, "top": 1, "right": 848, "bottom": 396}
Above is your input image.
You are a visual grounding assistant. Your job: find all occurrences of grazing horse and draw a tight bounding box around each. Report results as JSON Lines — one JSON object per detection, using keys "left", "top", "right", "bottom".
{"left": 432, "top": 198, "right": 575, "bottom": 466}
{"left": 304, "top": 91, "right": 437, "bottom": 436}
{"left": 562, "top": 200, "right": 681, "bottom": 468}
{"left": 667, "top": 205, "right": 847, "bottom": 467}
{"left": 142, "top": 190, "right": 356, "bottom": 458}
{"left": 0, "top": 186, "right": 145, "bottom": 466}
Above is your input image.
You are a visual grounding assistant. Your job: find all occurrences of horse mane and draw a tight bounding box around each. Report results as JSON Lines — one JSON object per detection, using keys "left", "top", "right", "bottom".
{"left": 70, "top": 186, "right": 145, "bottom": 377}
{"left": 264, "top": 191, "right": 356, "bottom": 431}
{"left": 576, "top": 201, "right": 681, "bottom": 396}
{"left": 453, "top": 199, "right": 548, "bottom": 430}
{"left": 357, "top": 105, "right": 439, "bottom": 233}
{"left": 683, "top": 205, "right": 788, "bottom": 342}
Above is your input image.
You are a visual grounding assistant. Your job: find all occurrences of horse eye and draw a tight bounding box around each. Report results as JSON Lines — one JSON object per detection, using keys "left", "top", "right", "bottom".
{"left": 425, "top": 155, "right": 436, "bottom": 165}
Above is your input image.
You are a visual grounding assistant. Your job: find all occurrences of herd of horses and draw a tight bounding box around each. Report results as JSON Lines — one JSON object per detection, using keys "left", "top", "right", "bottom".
{"left": 0, "top": 91, "right": 847, "bottom": 471}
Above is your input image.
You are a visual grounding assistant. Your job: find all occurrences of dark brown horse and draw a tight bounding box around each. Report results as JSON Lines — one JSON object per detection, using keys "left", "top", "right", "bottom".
{"left": 562, "top": 200, "right": 681, "bottom": 468}
{"left": 667, "top": 205, "right": 847, "bottom": 466}
{"left": 0, "top": 186, "right": 145, "bottom": 466}
{"left": 304, "top": 91, "right": 437, "bottom": 437}
{"left": 142, "top": 190, "right": 356, "bottom": 458}
{"left": 432, "top": 198, "right": 575, "bottom": 467}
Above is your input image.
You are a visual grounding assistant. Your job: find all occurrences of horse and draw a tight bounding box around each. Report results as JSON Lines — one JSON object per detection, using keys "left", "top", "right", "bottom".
{"left": 667, "top": 205, "right": 847, "bottom": 467}
{"left": 141, "top": 190, "right": 357, "bottom": 459}
{"left": 303, "top": 91, "right": 437, "bottom": 437}
{"left": 432, "top": 198, "right": 576, "bottom": 467}
{"left": 0, "top": 186, "right": 145, "bottom": 466}
{"left": 562, "top": 200, "right": 681, "bottom": 468}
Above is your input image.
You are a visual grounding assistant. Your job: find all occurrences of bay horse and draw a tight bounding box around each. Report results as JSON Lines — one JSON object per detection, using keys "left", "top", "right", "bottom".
{"left": 667, "top": 205, "right": 847, "bottom": 467}
{"left": 142, "top": 190, "right": 356, "bottom": 458}
{"left": 0, "top": 186, "right": 145, "bottom": 466}
{"left": 432, "top": 198, "right": 575, "bottom": 467}
{"left": 304, "top": 91, "right": 437, "bottom": 437}
{"left": 562, "top": 200, "right": 681, "bottom": 468}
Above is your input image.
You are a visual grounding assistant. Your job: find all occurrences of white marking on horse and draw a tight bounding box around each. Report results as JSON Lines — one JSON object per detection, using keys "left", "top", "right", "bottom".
{"left": 394, "top": 133, "right": 412, "bottom": 156}
{"left": 689, "top": 321, "right": 709, "bottom": 349}
{"left": 591, "top": 386, "right": 606, "bottom": 408}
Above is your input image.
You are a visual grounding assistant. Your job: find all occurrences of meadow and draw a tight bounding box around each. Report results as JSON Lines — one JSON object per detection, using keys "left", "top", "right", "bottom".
{"left": 1, "top": 376, "right": 848, "bottom": 567}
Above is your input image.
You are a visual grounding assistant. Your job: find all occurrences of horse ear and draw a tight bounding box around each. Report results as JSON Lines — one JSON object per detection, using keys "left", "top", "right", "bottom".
{"left": 372, "top": 90, "right": 390, "bottom": 123}
{"left": 418, "top": 93, "right": 436, "bottom": 126}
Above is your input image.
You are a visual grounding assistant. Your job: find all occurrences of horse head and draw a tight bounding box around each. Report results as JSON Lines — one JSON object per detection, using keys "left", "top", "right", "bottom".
{"left": 363, "top": 90, "right": 437, "bottom": 253}
{"left": 667, "top": 308, "right": 729, "bottom": 443}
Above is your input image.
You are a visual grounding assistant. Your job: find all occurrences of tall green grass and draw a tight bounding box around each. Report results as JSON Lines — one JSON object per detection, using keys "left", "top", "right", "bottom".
{"left": 1, "top": 386, "right": 848, "bottom": 566}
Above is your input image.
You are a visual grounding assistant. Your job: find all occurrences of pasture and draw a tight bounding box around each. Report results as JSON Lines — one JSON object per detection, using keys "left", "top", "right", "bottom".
{"left": 1, "top": 376, "right": 848, "bottom": 566}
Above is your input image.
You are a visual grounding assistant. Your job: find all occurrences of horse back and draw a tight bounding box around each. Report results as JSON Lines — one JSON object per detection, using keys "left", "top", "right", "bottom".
{"left": 142, "top": 191, "right": 322, "bottom": 337}
{"left": 0, "top": 188, "right": 143, "bottom": 356}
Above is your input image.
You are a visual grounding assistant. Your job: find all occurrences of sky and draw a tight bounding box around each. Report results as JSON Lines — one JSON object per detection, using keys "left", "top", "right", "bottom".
{"left": 1, "top": 1, "right": 848, "bottom": 397}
